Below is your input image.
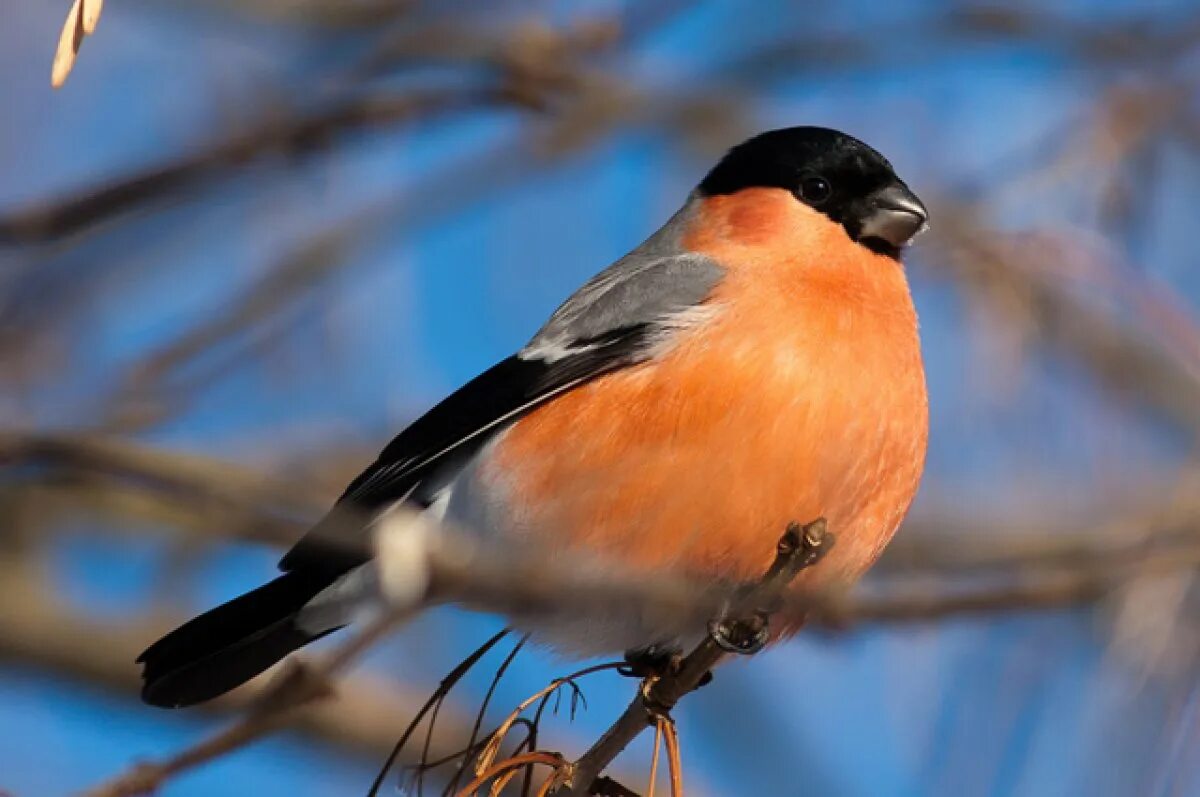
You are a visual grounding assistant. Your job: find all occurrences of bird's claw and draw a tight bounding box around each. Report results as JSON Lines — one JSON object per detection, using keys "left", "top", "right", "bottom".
{"left": 621, "top": 644, "right": 683, "bottom": 679}
{"left": 708, "top": 615, "right": 770, "bottom": 655}
{"left": 623, "top": 644, "right": 714, "bottom": 694}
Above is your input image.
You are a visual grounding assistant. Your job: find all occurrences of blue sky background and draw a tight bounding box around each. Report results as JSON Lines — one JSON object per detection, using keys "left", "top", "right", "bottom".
{"left": 3, "top": 1, "right": 1200, "bottom": 795}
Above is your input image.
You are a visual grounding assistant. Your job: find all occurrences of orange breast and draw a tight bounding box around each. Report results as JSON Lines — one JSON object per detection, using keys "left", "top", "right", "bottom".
{"left": 484, "top": 189, "right": 928, "bottom": 594}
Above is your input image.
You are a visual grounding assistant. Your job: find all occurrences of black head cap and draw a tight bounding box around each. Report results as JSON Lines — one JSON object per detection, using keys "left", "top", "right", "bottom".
{"left": 698, "top": 126, "right": 928, "bottom": 258}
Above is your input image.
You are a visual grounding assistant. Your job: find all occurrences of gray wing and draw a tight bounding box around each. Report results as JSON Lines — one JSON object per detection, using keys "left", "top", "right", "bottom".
{"left": 521, "top": 249, "right": 724, "bottom": 363}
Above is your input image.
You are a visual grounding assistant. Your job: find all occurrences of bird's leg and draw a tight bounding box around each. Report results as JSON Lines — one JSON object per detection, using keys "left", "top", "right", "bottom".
{"left": 622, "top": 644, "right": 717, "bottom": 688}
{"left": 708, "top": 518, "right": 833, "bottom": 656}
{"left": 622, "top": 644, "right": 714, "bottom": 688}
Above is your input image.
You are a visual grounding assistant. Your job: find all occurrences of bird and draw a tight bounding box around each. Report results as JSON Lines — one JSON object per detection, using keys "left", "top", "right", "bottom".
{"left": 138, "top": 126, "right": 929, "bottom": 708}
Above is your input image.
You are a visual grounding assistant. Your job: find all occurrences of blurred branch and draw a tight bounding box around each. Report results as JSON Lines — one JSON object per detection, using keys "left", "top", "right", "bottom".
{"left": 947, "top": 6, "right": 1200, "bottom": 67}
{"left": 394, "top": 513, "right": 1200, "bottom": 633}
{"left": 22, "top": 18, "right": 580, "bottom": 246}
{"left": 6, "top": 14, "right": 757, "bottom": 404}
{"left": 0, "top": 88, "right": 503, "bottom": 245}
{"left": 83, "top": 613, "right": 406, "bottom": 797}
{"left": 925, "top": 210, "right": 1200, "bottom": 436}
{"left": 0, "top": 557, "right": 470, "bottom": 762}
{"left": 0, "top": 430, "right": 324, "bottom": 545}
{"left": 13, "top": 14, "right": 747, "bottom": 248}
{"left": 93, "top": 129, "right": 533, "bottom": 431}
{"left": 7, "top": 429, "right": 1200, "bottom": 617}
{"left": 205, "top": 0, "right": 411, "bottom": 29}
{"left": 883, "top": 471, "right": 1200, "bottom": 573}
{"left": 100, "top": 215, "right": 373, "bottom": 431}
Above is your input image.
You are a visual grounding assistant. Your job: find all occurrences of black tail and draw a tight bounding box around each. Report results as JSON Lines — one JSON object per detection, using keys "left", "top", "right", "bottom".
{"left": 138, "top": 570, "right": 340, "bottom": 708}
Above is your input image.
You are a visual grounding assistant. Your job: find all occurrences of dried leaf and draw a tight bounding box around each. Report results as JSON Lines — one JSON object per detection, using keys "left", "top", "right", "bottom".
{"left": 51, "top": 0, "right": 85, "bottom": 89}
{"left": 81, "top": 0, "right": 104, "bottom": 35}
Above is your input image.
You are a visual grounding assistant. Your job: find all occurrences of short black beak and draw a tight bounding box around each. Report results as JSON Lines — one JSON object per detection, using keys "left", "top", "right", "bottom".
{"left": 858, "top": 183, "right": 928, "bottom": 248}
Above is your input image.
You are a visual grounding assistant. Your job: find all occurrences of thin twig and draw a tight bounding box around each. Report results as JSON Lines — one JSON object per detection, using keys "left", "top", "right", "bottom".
{"left": 407, "top": 719, "right": 534, "bottom": 777}
{"left": 453, "top": 752, "right": 567, "bottom": 797}
{"left": 646, "top": 720, "right": 662, "bottom": 797}
{"left": 444, "top": 634, "right": 530, "bottom": 796}
{"left": 520, "top": 663, "right": 624, "bottom": 797}
{"left": 368, "top": 630, "right": 510, "bottom": 797}
{"left": 661, "top": 719, "right": 682, "bottom": 797}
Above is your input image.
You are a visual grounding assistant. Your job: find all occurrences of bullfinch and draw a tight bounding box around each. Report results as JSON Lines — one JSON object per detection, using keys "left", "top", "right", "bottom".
{"left": 139, "top": 126, "right": 929, "bottom": 708}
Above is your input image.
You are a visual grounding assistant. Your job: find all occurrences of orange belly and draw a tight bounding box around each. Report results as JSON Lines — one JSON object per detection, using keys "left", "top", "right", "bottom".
{"left": 483, "top": 193, "right": 928, "bottom": 597}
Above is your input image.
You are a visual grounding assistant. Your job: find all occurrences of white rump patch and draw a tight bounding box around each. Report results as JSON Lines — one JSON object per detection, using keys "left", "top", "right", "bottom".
{"left": 372, "top": 504, "right": 436, "bottom": 610}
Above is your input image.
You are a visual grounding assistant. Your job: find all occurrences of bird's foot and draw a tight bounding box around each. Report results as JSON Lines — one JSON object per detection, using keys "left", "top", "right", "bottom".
{"left": 621, "top": 644, "right": 713, "bottom": 688}
{"left": 708, "top": 613, "right": 770, "bottom": 655}
{"left": 620, "top": 644, "right": 683, "bottom": 678}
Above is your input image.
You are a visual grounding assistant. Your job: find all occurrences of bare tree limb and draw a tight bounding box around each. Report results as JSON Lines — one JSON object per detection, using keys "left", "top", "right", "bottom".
{"left": 6, "top": 429, "right": 1200, "bottom": 624}
{"left": 0, "top": 430, "right": 325, "bottom": 544}
{"left": 0, "top": 89, "right": 504, "bottom": 245}
{"left": 82, "top": 612, "right": 406, "bottom": 797}
{"left": 0, "top": 558, "right": 471, "bottom": 761}
{"left": 925, "top": 210, "right": 1200, "bottom": 436}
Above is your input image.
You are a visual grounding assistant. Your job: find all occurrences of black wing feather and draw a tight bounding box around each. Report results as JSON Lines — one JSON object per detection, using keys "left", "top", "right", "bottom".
{"left": 279, "top": 325, "right": 652, "bottom": 573}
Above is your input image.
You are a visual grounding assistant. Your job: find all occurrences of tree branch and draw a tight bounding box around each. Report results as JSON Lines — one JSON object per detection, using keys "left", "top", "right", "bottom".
{"left": 0, "top": 558, "right": 471, "bottom": 761}
{"left": 556, "top": 519, "right": 830, "bottom": 796}
{"left": 0, "top": 89, "right": 502, "bottom": 245}
{"left": 82, "top": 612, "right": 407, "bottom": 797}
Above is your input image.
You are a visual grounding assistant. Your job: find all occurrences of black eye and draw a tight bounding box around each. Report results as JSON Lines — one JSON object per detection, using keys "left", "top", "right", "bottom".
{"left": 799, "top": 176, "right": 831, "bottom": 204}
